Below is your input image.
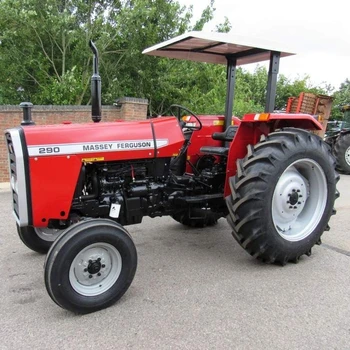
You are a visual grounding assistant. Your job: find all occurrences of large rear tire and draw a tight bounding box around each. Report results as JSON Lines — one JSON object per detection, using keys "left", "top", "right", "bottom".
{"left": 226, "top": 128, "right": 339, "bottom": 265}
{"left": 44, "top": 219, "right": 137, "bottom": 313}
{"left": 333, "top": 133, "right": 350, "bottom": 174}
{"left": 17, "top": 225, "right": 62, "bottom": 254}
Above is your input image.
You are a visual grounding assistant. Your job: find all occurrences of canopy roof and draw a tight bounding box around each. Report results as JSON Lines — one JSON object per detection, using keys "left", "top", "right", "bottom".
{"left": 143, "top": 31, "right": 295, "bottom": 65}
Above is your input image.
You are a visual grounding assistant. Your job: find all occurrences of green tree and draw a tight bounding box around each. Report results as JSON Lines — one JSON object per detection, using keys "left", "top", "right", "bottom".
{"left": 0, "top": 0, "right": 195, "bottom": 105}
{"left": 331, "top": 79, "right": 350, "bottom": 120}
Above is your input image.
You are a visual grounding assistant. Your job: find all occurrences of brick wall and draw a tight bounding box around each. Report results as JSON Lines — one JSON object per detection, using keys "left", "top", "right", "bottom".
{"left": 0, "top": 97, "right": 148, "bottom": 182}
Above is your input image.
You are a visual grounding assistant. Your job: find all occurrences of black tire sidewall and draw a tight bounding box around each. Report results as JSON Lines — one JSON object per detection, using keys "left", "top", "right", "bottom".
{"left": 335, "top": 133, "right": 350, "bottom": 173}
{"left": 17, "top": 225, "right": 52, "bottom": 254}
{"left": 45, "top": 221, "right": 137, "bottom": 313}
{"left": 227, "top": 128, "right": 338, "bottom": 263}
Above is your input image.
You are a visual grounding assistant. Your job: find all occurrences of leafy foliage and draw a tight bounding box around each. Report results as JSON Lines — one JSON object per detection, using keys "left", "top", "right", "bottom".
{"left": 0, "top": 0, "right": 346, "bottom": 119}
{"left": 331, "top": 79, "right": 350, "bottom": 120}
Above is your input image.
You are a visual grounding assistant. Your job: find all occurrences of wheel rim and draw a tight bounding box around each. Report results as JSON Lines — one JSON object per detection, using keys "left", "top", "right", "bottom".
{"left": 34, "top": 227, "right": 62, "bottom": 242}
{"left": 345, "top": 146, "right": 350, "bottom": 166}
{"left": 272, "top": 159, "right": 327, "bottom": 242}
{"left": 69, "top": 243, "right": 122, "bottom": 296}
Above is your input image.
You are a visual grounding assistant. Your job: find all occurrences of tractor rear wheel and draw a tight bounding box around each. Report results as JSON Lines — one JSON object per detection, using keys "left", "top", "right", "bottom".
{"left": 44, "top": 219, "right": 137, "bottom": 313}
{"left": 17, "top": 225, "right": 63, "bottom": 254}
{"left": 172, "top": 208, "right": 220, "bottom": 228}
{"left": 333, "top": 133, "right": 350, "bottom": 174}
{"left": 226, "top": 128, "right": 339, "bottom": 265}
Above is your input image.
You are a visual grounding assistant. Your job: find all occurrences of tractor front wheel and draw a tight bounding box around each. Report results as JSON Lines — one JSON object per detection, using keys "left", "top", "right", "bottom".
{"left": 226, "top": 128, "right": 339, "bottom": 265}
{"left": 334, "top": 133, "right": 350, "bottom": 174}
{"left": 17, "top": 225, "right": 63, "bottom": 254}
{"left": 44, "top": 219, "right": 137, "bottom": 313}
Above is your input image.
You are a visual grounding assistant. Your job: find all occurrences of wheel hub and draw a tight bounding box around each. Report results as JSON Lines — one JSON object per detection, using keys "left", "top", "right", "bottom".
{"left": 69, "top": 243, "right": 122, "bottom": 296}
{"left": 272, "top": 159, "right": 327, "bottom": 242}
{"left": 272, "top": 168, "right": 308, "bottom": 233}
{"left": 288, "top": 191, "right": 299, "bottom": 206}
{"left": 87, "top": 259, "right": 102, "bottom": 274}
{"left": 345, "top": 146, "right": 350, "bottom": 166}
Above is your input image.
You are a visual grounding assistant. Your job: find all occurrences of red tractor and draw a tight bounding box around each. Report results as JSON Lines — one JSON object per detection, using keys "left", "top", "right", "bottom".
{"left": 5, "top": 32, "right": 339, "bottom": 313}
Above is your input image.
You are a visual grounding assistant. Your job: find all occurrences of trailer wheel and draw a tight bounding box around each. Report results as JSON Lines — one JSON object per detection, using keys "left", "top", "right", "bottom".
{"left": 333, "top": 133, "right": 350, "bottom": 174}
{"left": 172, "top": 208, "right": 219, "bottom": 228}
{"left": 226, "top": 128, "right": 339, "bottom": 265}
{"left": 44, "top": 219, "right": 137, "bottom": 314}
{"left": 17, "top": 225, "right": 62, "bottom": 254}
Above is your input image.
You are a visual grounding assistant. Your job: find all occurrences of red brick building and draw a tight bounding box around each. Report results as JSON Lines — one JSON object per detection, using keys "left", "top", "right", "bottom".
{"left": 0, "top": 97, "right": 148, "bottom": 182}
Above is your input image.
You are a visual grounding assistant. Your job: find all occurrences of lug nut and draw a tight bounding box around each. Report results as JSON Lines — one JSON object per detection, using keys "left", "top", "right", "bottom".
{"left": 89, "top": 275, "right": 93, "bottom": 279}
{"left": 97, "top": 258, "right": 101, "bottom": 262}
{"left": 102, "top": 264, "right": 106, "bottom": 268}
{"left": 97, "top": 273, "right": 101, "bottom": 276}
{"left": 84, "top": 268, "right": 88, "bottom": 272}
{"left": 289, "top": 206, "right": 293, "bottom": 209}
{"left": 89, "top": 260, "right": 92, "bottom": 263}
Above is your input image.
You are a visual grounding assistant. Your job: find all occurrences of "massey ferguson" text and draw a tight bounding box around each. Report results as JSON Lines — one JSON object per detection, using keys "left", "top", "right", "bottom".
{"left": 83, "top": 144, "right": 113, "bottom": 151}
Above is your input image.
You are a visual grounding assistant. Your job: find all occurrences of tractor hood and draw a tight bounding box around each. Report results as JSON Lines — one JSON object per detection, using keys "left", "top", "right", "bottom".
{"left": 20, "top": 117, "right": 185, "bottom": 162}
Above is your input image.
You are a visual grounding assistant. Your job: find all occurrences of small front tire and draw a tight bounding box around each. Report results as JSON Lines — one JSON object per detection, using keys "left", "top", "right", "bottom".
{"left": 44, "top": 219, "right": 137, "bottom": 314}
{"left": 17, "top": 225, "right": 63, "bottom": 254}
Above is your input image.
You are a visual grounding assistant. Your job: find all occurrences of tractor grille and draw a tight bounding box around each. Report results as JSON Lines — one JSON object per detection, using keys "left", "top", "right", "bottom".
{"left": 5, "top": 129, "right": 30, "bottom": 226}
{"left": 6, "top": 132, "right": 20, "bottom": 218}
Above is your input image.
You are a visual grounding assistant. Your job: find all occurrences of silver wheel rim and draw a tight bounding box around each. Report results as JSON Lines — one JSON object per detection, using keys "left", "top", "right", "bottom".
{"left": 345, "top": 146, "right": 350, "bottom": 166}
{"left": 34, "top": 227, "right": 62, "bottom": 242}
{"left": 69, "top": 243, "right": 122, "bottom": 296}
{"left": 272, "top": 159, "right": 327, "bottom": 242}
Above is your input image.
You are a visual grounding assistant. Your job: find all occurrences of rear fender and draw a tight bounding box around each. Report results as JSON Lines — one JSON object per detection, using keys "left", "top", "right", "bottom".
{"left": 223, "top": 113, "right": 322, "bottom": 197}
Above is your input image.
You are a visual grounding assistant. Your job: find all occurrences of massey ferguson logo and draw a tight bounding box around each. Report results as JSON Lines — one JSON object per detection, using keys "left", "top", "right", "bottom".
{"left": 28, "top": 140, "right": 168, "bottom": 156}
{"left": 83, "top": 144, "right": 113, "bottom": 151}
{"left": 82, "top": 141, "right": 152, "bottom": 151}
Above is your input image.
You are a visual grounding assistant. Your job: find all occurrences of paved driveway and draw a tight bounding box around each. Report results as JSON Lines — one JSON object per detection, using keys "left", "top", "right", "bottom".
{"left": 0, "top": 176, "right": 349, "bottom": 349}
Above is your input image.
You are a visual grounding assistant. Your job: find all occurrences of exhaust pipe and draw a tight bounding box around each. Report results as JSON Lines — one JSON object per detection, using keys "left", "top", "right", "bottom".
{"left": 89, "top": 40, "right": 102, "bottom": 123}
{"left": 20, "top": 102, "right": 35, "bottom": 126}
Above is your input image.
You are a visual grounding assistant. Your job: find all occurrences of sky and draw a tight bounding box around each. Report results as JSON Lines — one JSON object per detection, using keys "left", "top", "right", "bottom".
{"left": 178, "top": 0, "right": 350, "bottom": 91}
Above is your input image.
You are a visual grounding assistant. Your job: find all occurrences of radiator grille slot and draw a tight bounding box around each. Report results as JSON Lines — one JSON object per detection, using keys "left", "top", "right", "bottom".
{"left": 5, "top": 130, "right": 27, "bottom": 224}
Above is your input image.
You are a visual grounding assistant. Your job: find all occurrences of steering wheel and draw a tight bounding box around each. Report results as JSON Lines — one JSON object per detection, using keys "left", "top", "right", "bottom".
{"left": 169, "top": 104, "right": 202, "bottom": 131}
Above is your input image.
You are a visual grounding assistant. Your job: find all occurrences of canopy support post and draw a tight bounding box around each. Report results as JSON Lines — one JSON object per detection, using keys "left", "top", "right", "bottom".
{"left": 224, "top": 56, "right": 237, "bottom": 131}
{"left": 265, "top": 51, "right": 280, "bottom": 112}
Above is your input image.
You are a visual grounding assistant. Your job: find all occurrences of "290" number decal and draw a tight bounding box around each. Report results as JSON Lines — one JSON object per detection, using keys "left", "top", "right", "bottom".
{"left": 38, "top": 147, "right": 60, "bottom": 154}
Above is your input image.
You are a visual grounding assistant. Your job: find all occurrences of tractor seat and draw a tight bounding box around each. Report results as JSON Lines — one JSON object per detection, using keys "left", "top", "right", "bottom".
{"left": 199, "top": 146, "right": 229, "bottom": 157}
{"left": 212, "top": 125, "right": 238, "bottom": 142}
{"left": 199, "top": 125, "right": 238, "bottom": 157}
